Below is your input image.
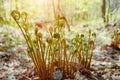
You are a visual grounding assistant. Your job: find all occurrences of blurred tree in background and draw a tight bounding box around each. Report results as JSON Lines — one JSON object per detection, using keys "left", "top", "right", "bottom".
{"left": 0, "top": 0, "right": 6, "bottom": 22}
{"left": 1, "top": 0, "right": 120, "bottom": 26}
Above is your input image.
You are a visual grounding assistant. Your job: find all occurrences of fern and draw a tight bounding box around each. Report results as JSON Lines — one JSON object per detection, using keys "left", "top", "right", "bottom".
{"left": 11, "top": 10, "right": 96, "bottom": 80}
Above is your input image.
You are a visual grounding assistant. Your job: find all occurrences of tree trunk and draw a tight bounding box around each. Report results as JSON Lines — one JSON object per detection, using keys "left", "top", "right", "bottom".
{"left": 102, "top": 0, "right": 106, "bottom": 23}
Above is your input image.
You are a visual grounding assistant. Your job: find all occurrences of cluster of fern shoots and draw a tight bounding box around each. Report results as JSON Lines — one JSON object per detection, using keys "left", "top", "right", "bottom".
{"left": 111, "top": 28, "right": 120, "bottom": 49}
{"left": 11, "top": 10, "right": 96, "bottom": 80}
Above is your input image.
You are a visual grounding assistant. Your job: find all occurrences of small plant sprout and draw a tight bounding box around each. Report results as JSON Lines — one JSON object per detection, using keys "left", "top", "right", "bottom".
{"left": 112, "top": 29, "right": 120, "bottom": 49}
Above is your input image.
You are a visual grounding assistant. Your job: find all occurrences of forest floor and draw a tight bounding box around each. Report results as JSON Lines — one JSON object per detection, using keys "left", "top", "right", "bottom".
{"left": 0, "top": 25, "right": 120, "bottom": 80}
